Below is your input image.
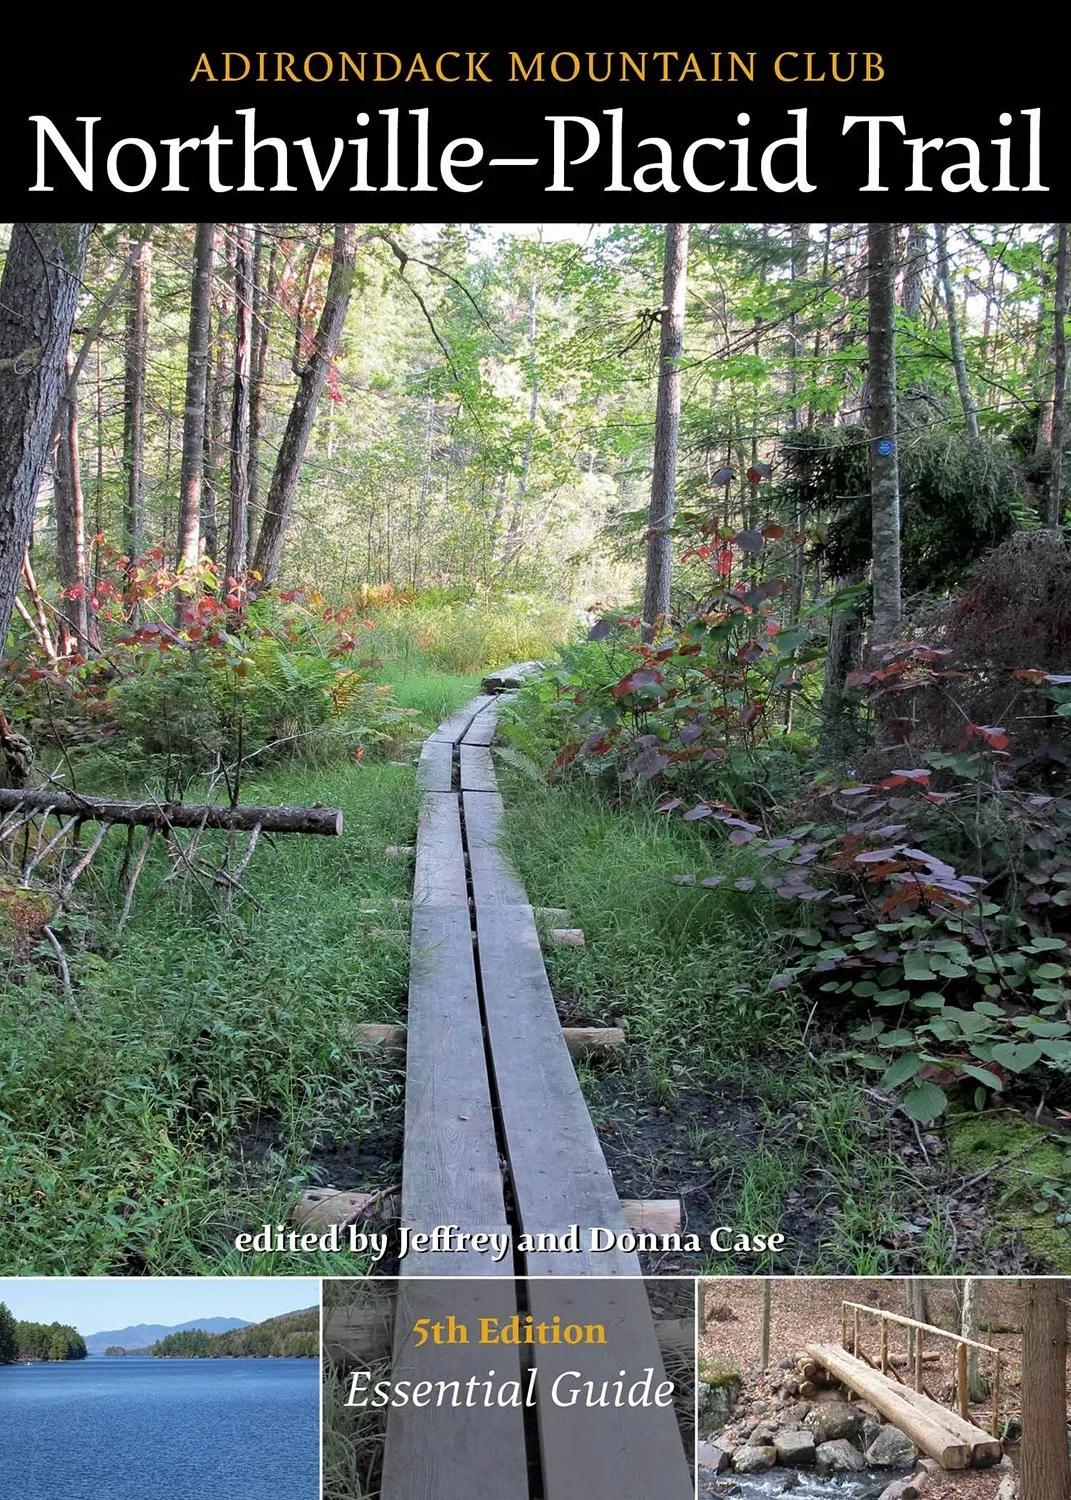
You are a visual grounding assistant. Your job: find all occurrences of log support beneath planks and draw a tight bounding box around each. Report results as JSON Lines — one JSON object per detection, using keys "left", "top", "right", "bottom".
{"left": 343, "top": 1021, "right": 626, "bottom": 1060}
{"left": 292, "top": 1187, "right": 399, "bottom": 1229}
{"left": 546, "top": 927, "right": 586, "bottom": 948}
{"left": 621, "top": 1198, "right": 682, "bottom": 1234}
{"left": 292, "top": 1187, "right": 677, "bottom": 1237}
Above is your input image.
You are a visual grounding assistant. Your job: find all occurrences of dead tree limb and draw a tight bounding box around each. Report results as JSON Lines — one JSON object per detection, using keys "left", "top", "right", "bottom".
{"left": 0, "top": 788, "right": 342, "bottom": 835}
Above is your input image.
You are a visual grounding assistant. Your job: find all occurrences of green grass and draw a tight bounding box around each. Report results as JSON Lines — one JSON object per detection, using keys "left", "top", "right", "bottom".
{"left": 0, "top": 760, "right": 422, "bottom": 1274}
{"left": 367, "top": 595, "right": 579, "bottom": 677}
{"left": 497, "top": 769, "right": 964, "bottom": 1275}
{"left": 498, "top": 775, "right": 791, "bottom": 1076}
{"left": 386, "top": 668, "right": 482, "bottom": 724}
{"left": 323, "top": 1281, "right": 392, "bottom": 1500}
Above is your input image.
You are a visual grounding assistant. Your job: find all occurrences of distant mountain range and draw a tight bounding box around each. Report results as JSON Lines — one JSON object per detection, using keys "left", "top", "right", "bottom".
{"left": 84, "top": 1318, "right": 251, "bottom": 1354}
{"left": 151, "top": 1308, "right": 318, "bottom": 1358}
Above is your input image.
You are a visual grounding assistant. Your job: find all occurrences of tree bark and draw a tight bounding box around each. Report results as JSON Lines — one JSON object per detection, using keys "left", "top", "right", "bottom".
{"left": 252, "top": 223, "right": 357, "bottom": 585}
{"left": 642, "top": 222, "right": 689, "bottom": 642}
{"left": 1020, "top": 1277, "right": 1070, "bottom": 1500}
{"left": 960, "top": 1278, "right": 987, "bottom": 1403}
{"left": 900, "top": 226, "right": 927, "bottom": 319}
{"left": 867, "top": 223, "right": 902, "bottom": 648}
{"left": 247, "top": 224, "right": 278, "bottom": 563}
{"left": 905, "top": 1278, "right": 929, "bottom": 1363}
{"left": 122, "top": 238, "right": 151, "bottom": 561}
{"left": 0, "top": 785, "right": 343, "bottom": 835}
{"left": 174, "top": 223, "right": 215, "bottom": 590}
{"left": 0, "top": 224, "right": 89, "bottom": 661}
{"left": 53, "top": 352, "right": 88, "bottom": 654}
{"left": 226, "top": 224, "right": 253, "bottom": 586}
{"left": 1047, "top": 224, "right": 1068, "bottom": 527}
{"left": 935, "top": 225, "right": 981, "bottom": 443}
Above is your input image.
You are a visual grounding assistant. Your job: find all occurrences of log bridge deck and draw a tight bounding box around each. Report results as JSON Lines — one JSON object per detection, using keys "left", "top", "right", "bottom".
{"left": 806, "top": 1343, "right": 1003, "bottom": 1471}
{"left": 380, "top": 693, "right": 693, "bottom": 1499}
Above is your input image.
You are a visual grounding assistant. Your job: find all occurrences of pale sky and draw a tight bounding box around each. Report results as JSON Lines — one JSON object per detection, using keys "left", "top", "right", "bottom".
{"left": 0, "top": 1278, "right": 320, "bottom": 1335}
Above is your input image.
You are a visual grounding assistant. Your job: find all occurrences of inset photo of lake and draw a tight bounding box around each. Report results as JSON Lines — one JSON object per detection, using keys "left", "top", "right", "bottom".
{"left": 0, "top": 1276, "right": 321, "bottom": 1500}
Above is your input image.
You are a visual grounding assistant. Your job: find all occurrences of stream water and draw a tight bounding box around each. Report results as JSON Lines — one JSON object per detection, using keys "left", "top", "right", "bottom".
{"left": 699, "top": 1465, "right": 901, "bottom": 1500}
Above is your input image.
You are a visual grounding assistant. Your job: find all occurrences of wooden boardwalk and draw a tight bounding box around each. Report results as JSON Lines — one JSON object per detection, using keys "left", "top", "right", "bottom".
{"left": 377, "top": 693, "right": 692, "bottom": 1500}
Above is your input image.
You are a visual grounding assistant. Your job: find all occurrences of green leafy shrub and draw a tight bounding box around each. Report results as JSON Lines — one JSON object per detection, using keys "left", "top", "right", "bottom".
{"left": 2, "top": 559, "right": 421, "bottom": 782}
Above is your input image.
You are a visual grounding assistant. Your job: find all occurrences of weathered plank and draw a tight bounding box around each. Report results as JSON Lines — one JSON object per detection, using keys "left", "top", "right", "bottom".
{"left": 427, "top": 695, "right": 496, "bottom": 745}
{"left": 381, "top": 1280, "right": 528, "bottom": 1500}
{"left": 399, "top": 907, "right": 512, "bottom": 1275}
{"left": 529, "top": 1278, "right": 694, "bottom": 1500}
{"left": 462, "top": 790, "right": 528, "bottom": 908}
{"left": 412, "top": 793, "right": 468, "bottom": 909}
{"left": 459, "top": 743, "right": 497, "bottom": 792}
{"left": 476, "top": 902, "right": 638, "bottom": 1275}
{"left": 461, "top": 699, "right": 505, "bottom": 747}
{"left": 417, "top": 737, "right": 454, "bottom": 793}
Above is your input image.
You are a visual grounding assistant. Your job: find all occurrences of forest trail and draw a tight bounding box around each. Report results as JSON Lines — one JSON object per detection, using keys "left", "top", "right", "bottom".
{"left": 377, "top": 692, "right": 694, "bottom": 1499}
{"left": 402, "top": 691, "right": 640, "bottom": 1276}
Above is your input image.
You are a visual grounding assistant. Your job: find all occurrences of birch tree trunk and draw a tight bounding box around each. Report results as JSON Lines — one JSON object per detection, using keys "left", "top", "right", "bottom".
{"left": 0, "top": 224, "right": 89, "bottom": 661}
{"left": 642, "top": 222, "right": 689, "bottom": 643}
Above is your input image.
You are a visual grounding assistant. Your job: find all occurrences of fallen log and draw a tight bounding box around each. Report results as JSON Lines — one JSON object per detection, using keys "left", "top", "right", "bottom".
{"left": 0, "top": 787, "right": 342, "bottom": 835}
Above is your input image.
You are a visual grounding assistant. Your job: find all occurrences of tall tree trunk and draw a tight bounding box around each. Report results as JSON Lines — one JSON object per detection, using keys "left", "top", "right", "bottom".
{"left": 1020, "top": 1277, "right": 1070, "bottom": 1500}
{"left": 868, "top": 223, "right": 902, "bottom": 648}
{"left": 642, "top": 222, "right": 689, "bottom": 642}
{"left": 785, "top": 224, "right": 809, "bottom": 730}
{"left": 960, "top": 1278, "right": 987, "bottom": 1403}
{"left": 760, "top": 1279, "right": 772, "bottom": 1371}
{"left": 53, "top": 352, "right": 88, "bottom": 654}
{"left": 0, "top": 224, "right": 89, "bottom": 661}
{"left": 252, "top": 224, "right": 357, "bottom": 585}
{"left": 935, "top": 225, "right": 981, "bottom": 443}
{"left": 1047, "top": 224, "right": 1068, "bottom": 527}
{"left": 247, "top": 225, "right": 278, "bottom": 563}
{"left": 202, "top": 273, "right": 231, "bottom": 568}
{"left": 175, "top": 223, "right": 216, "bottom": 600}
{"left": 1036, "top": 241, "right": 1055, "bottom": 454}
{"left": 905, "top": 1278, "right": 929, "bottom": 1363}
{"left": 225, "top": 223, "right": 253, "bottom": 586}
{"left": 900, "top": 226, "right": 927, "bottom": 318}
{"left": 122, "top": 238, "right": 150, "bottom": 561}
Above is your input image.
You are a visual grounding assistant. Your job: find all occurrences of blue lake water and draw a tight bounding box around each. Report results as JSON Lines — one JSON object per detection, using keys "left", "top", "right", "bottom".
{"left": 0, "top": 1356, "right": 319, "bottom": 1500}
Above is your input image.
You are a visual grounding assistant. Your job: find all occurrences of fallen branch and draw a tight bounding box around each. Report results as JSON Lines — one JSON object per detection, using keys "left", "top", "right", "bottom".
{"left": 0, "top": 787, "right": 343, "bottom": 835}
{"left": 116, "top": 829, "right": 154, "bottom": 934}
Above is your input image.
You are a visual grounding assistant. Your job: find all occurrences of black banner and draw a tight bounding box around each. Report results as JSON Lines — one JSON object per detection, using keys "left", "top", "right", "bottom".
{"left": 3, "top": 25, "right": 1065, "bottom": 218}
